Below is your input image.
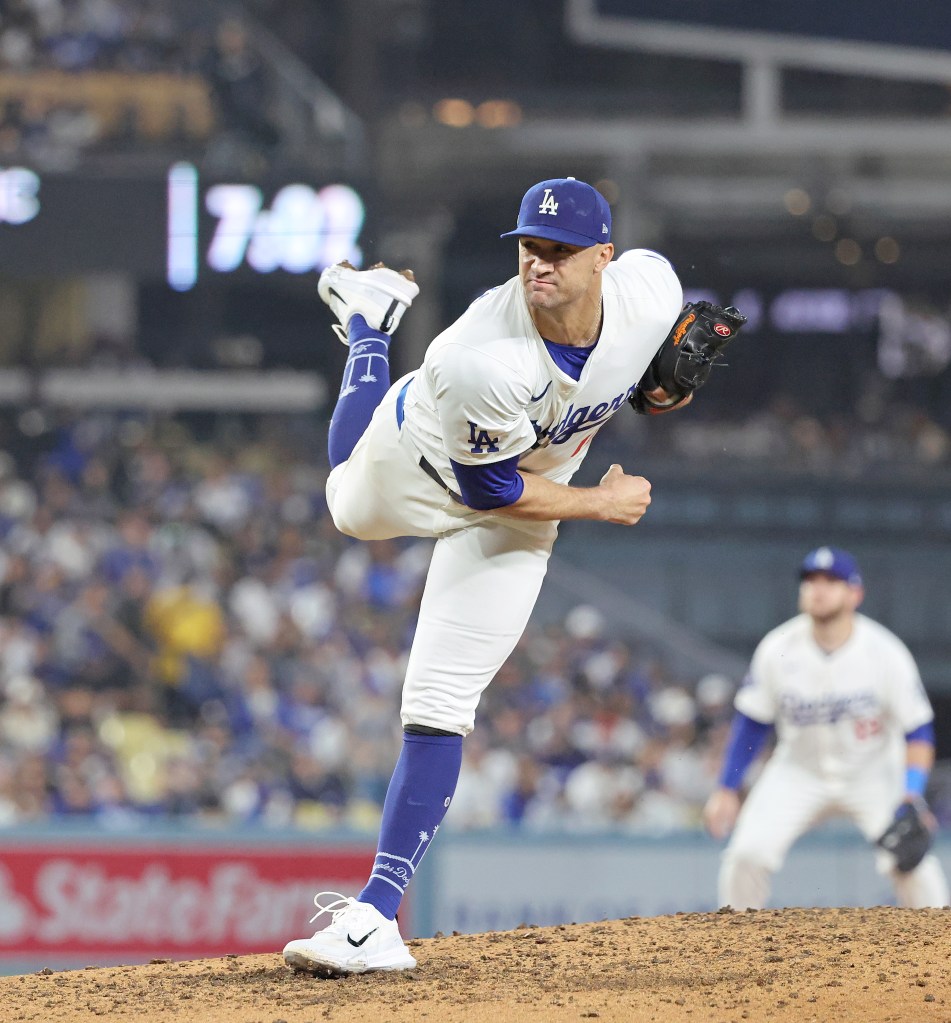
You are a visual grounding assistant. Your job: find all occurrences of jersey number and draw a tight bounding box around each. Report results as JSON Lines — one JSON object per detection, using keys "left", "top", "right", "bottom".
{"left": 854, "top": 717, "right": 883, "bottom": 740}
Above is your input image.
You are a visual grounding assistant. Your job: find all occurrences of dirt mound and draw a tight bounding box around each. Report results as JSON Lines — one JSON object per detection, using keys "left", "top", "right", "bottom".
{"left": 1, "top": 906, "right": 947, "bottom": 1022}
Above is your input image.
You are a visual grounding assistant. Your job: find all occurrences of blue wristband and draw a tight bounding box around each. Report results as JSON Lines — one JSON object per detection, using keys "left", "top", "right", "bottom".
{"left": 905, "top": 765, "right": 929, "bottom": 797}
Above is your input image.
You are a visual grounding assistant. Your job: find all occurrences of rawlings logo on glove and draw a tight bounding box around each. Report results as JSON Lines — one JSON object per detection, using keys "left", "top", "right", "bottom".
{"left": 630, "top": 300, "right": 747, "bottom": 415}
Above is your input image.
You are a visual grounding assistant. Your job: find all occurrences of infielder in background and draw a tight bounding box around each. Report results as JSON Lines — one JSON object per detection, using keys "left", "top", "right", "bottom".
{"left": 703, "top": 546, "right": 949, "bottom": 911}
{"left": 282, "top": 176, "right": 746, "bottom": 975}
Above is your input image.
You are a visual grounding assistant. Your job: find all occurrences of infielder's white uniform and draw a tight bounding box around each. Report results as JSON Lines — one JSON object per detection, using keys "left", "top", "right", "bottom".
{"left": 721, "top": 612, "right": 950, "bottom": 909}
{"left": 327, "top": 249, "right": 682, "bottom": 735}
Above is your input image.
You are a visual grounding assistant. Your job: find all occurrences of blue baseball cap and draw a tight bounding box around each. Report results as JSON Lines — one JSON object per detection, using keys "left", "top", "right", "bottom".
{"left": 501, "top": 177, "right": 612, "bottom": 248}
{"left": 799, "top": 546, "right": 863, "bottom": 586}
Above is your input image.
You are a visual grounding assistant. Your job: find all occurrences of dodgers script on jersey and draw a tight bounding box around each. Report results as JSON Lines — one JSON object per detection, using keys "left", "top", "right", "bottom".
{"left": 736, "top": 612, "right": 934, "bottom": 780}
{"left": 400, "top": 249, "right": 682, "bottom": 488}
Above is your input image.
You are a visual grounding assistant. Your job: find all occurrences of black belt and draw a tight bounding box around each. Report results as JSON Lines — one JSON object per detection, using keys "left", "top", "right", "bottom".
{"left": 418, "top": 455, "right": 464, "bottom": 504}
{"left": 395, "top": 377, "right": 464, "bottom": 504}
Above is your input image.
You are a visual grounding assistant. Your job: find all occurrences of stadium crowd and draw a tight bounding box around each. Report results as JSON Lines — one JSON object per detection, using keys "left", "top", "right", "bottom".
{"left": 658, "top": 395, "right": 951, "bottom": 479}
{"left": 1, "top": 404, "right": 951, "bottom": 835}
{"left": 0, "top": 0, "right": 277, "bottom": 169}
{"left": 0, "top": 409, "right": 742, "bottom": 834}
{"left": 596, "top": 387, "right": 951, "bottom": 483}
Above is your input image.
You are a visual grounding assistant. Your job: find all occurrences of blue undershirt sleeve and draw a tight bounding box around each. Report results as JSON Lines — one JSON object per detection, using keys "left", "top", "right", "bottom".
{"left": 905, "top": 722, "right": 934, "bottom": 745}
{"left": 450, "top": 454, "right": 525, "bottom": 510}
{"left": 718, "top": 711, "right": 775, "bottom": 790}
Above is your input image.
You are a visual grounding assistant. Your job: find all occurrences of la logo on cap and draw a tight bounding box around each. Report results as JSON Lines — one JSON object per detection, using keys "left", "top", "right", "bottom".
{"left": 500, "top": 175, "right": 612, "bottom": 247}
{"left": 814, "top": 547, "right": 834, "bottom": 569}
{"left": 538, "top": 189, "right": 559, "bottom": 216}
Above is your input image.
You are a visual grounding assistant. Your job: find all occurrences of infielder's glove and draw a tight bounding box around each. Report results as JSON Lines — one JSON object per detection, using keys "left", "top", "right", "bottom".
{"left": 876, "top": 799, "right": 934, "bottom": 873}
{"left": 629, "top": 301, "right": 748, "bottom": 415}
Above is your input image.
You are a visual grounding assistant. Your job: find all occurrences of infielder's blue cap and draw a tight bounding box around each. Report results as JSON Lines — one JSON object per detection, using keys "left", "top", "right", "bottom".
{"left": 501, "top": 177, "right": 612, "bottom": 248}
{"left": 799, "top": 546, "right": 863, "bottom": 586}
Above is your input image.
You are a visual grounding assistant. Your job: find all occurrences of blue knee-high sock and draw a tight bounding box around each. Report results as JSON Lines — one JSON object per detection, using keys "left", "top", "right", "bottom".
{"left": 327, "top": 314, "right": 392, "bottom": 468}
{"left": 358, "top": 732, "right": 463, "bottom": 920}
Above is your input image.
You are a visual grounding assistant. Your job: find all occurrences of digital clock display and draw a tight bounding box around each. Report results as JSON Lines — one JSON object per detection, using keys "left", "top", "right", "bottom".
{"left": 0, "top": 167, "right": 40, "bottom": 226}
{"left": 0, "top": 162, "right": 369, "bottom": 286}
{"left": 166, "top": 162, "right": 366, "bottom": 291}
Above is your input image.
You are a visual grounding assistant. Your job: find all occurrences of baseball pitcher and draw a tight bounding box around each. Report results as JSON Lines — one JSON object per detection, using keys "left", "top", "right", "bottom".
{"left": 283, "top": 176, "right": 746, "bottom": 975}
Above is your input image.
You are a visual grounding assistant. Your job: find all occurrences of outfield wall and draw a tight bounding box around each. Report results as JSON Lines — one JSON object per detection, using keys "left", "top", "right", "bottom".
{"left": 414, "top": 829, "right": 951, "bottom": 937}
{"left": 0, "top": 826, "right": 948, "bottom": 974}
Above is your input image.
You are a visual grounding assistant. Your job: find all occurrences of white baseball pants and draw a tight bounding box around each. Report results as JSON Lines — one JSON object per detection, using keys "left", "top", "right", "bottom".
{"left": 719, "top": 759, "right": 950, "bottom": 910}
{"left": 326, "top": 373, "right": 557, "bottom": 735}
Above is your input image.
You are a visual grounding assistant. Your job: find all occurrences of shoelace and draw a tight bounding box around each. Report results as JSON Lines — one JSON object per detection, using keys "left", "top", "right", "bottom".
{"left": 308, "top": 890, "right": 357, "bottom": 925}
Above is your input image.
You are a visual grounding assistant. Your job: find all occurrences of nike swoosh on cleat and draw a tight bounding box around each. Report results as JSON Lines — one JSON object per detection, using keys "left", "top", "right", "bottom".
{"left": 530, "top": 380, "right": 552, "bottom": 402}
{"left": 347, "top": 928, "right": 379, "bottom": 948}
{"left": 380, "top": 298, "right": 399, "bottom": 334}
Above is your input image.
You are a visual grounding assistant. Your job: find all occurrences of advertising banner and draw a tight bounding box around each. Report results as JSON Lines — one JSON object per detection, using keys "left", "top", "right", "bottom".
{"left": 0, "top": 838, "right": 379, "bottom": 971}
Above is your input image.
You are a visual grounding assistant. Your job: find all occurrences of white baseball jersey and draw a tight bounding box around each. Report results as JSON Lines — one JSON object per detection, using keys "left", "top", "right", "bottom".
{"left": 400, "top": 248, "right": 683, "bottom": 489}
{"left": 326, "top": 248, "right": 683, "bottom": 736}
{"left": 720, "top": 611, "right": 948, "bottom": 911}
{"left": 735, "top": 612, "right": 934, "bottom": 781}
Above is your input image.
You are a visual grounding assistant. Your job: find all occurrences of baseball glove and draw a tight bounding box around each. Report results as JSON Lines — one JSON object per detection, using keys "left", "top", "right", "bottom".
{"left": 876, "top": 799, "right": 934, "bottom": 873}
{"left": 629, "top": 300, "right": 748, "bottom": 415}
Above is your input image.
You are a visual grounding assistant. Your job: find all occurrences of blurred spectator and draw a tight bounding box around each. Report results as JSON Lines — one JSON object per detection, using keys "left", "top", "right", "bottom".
{"left": 0, "top": 674, "right": 57, "bottom": 752}
{"left": 0, "top": 1, "right": 221, "bottom": 165}
{"left": 200, "top": 15, "right": 280, "bottom": 174}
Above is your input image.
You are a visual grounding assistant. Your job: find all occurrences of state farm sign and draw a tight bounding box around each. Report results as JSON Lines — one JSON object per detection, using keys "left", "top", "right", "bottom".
{"left": 0, "top": 841, "right": 380, "bottom": 964}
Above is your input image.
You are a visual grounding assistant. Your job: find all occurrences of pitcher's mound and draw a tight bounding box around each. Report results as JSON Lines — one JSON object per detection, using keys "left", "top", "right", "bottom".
{"left": 2, "top": 905, "right": 947, "bottom": 1022}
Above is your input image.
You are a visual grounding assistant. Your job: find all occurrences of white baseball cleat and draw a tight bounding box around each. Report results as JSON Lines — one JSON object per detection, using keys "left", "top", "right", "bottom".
{"left": 318, "top": 261, "right": 419, "bottom": 343}
{"left": 282, "top": 892, "right": 417, "bottom": 976}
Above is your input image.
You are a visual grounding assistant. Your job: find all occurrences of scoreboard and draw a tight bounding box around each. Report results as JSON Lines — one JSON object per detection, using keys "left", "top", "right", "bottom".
{"left": 0, "top": 162, "right": 371, "bottom": 287}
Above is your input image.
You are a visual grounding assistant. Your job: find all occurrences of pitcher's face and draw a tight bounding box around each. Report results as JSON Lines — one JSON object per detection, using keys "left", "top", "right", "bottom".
{"left": 517, "top": 237, "right": 612, "bottom": 314}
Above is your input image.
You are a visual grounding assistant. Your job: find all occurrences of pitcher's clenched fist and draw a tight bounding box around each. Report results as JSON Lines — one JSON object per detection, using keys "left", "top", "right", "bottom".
{"left": 597, "top": 464, "right": 651, "bottom": 524}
